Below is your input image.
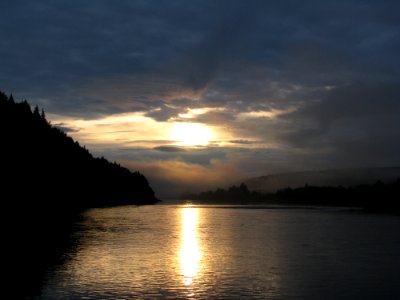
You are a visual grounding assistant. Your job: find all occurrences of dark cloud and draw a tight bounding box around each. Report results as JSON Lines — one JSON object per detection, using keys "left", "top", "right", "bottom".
{"left": 190, "top": 110, "right": 237, "bottom": 126}
{"left": 229, "top": 140, "right": 260, "bottom": 145}
{"left": 154, "top": 146, "right": 185, "bottom": 153}
{"left": 253, "top": 82, "right": 400, "bottom": 169}
{"left": 279, "top": 82, "right": 400, "bottom": 145}
{"left": 145, "top": 104, "right": 182, "bottom": 122}
{"left": 293, "top": 82, "right": 399, "bottom": 120}
{"left": 2, "top": 0, "right": 397, "bottom": 115}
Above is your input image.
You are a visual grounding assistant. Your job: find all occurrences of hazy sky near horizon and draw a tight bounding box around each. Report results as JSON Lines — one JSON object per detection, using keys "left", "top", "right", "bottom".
{"left": 1, "top": 0, "right": 400, "bottom": 196}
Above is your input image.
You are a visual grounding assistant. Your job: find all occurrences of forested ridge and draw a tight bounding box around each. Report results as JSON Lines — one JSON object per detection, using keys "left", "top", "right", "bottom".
{"left": 1, "top": 91, "right": 158, "bottom": 211}
{"left": 1, "top": 90, "right": 161, "bottom": 298}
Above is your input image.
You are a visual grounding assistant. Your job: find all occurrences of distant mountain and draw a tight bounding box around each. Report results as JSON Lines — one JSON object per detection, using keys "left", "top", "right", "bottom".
{"left": 1, "top": 91, "right": 158, "bottom": 211}
{"left": 245, "top": 167, "right": 400, "bottom": 193}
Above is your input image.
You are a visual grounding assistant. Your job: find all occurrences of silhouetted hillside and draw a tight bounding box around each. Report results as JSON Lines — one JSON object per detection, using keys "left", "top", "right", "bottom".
{"left": 1, "top": 91, "right": 159, "bottom": 298}
{"left": 1, "top": 91, "right": 158, "bottom": 209}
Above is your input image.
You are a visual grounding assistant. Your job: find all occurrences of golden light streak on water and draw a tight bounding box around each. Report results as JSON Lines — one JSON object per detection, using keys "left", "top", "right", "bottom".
{"left": 179, "top": 207, "right": 202, "bottom": 289}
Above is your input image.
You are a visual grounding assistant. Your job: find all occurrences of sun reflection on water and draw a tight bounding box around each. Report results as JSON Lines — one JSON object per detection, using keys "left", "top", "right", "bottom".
{"left": 180, "top": 207, "right": 202, "bottom": 288}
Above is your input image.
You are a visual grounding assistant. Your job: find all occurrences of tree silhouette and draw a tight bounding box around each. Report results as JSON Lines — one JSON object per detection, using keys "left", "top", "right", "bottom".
{"left": 1, "top": 90, "right": 158, "bottom": 215}
{"left": 183, "top": 179, "right": 400, "bottom": 213}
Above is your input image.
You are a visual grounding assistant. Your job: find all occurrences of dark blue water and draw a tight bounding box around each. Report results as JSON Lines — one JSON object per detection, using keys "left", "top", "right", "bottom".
{"left": 38, "top": 205, "right": 400, "bottom": 299}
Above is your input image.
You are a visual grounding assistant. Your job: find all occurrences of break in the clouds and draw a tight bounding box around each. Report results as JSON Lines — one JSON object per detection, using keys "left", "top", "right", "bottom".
{"left": 1, "top": 0, "right": 400, "bottom": 196}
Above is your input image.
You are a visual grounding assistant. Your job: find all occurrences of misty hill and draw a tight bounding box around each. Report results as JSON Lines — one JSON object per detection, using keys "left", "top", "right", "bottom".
{"left": 1, "top": 91, "right": 158, "bottom": 210}
{"left": 245, "top": 167, "right": 400, "bottom": 193}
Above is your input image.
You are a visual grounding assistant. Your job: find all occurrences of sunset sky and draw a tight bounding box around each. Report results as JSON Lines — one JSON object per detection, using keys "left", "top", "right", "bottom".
{"left": 2, "top": 0, "right": 400, "bottom": 196}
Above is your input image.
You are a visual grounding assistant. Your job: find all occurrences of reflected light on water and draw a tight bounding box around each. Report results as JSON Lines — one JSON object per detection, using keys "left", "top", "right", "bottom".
{"left": 180, "top": 207, "right": 202, "bottom": 287}
{"left": 36, "top": 206, "right": 400, "bottom": 300}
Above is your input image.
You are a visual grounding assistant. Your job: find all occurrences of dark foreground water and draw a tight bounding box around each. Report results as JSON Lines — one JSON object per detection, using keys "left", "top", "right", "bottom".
{"left": 37, "top": 205, "right": 400, "bottom": 299}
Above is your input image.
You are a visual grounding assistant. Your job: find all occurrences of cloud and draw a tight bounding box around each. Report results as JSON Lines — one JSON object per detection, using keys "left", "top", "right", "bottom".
{"left": 145, "top": 104, "right": 182, "bottom": 122}
{"left": 278, "top": 82, "right": 400, "bottom": 148}
{"left": 3, "top": 1, "right": 399, "bottom": 118}
{"left": 154, "top": 146, "right": 185, "bottom": 152}
{"left": 53, "top": 123, "right": 79, "bottom": 133}
{"left": 229, "top": 139, "right": 260, "bottom": 145}
{"left": 1, "top": 0, "right": 400, "bottom": 196}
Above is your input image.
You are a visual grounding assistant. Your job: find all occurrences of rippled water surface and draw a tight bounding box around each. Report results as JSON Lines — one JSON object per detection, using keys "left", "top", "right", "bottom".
{"left": 38, "top": 205, "right": 400, "bottom": 299}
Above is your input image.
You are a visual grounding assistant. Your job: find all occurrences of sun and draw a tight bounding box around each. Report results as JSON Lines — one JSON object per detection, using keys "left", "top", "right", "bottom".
{"left": 170, "top": 122, "right": 213, "bottom": 146}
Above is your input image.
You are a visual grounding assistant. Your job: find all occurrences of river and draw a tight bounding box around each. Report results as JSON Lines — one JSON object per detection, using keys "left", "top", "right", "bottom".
{"left": 37, "top": 205, "right": 400, "bottom": 299}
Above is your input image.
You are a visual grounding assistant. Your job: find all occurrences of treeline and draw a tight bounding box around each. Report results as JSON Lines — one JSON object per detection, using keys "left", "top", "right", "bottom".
{"left": 182, "top": 183, "right": 260, "bottom": 204}
{"left": 182, "top": 180, "right": 400, "bottom": 213}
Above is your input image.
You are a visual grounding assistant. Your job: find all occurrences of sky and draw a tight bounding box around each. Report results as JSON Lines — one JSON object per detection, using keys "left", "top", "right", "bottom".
{"left": 1, "top": 0, "right": 400, "bottom": 197}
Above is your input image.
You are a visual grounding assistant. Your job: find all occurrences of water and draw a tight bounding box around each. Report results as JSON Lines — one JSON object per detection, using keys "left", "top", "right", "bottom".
{"left": 38, "top": 205, "right": 400, "bottom": 299}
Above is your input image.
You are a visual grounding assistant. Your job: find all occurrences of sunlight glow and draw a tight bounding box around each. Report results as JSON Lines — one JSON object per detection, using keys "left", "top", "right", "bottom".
{"left": 178, "top": 107, "right": 226, "bottom": 119}
{"left": 236, "top": 107, "right": 296, "bottom": 121}
{"left": 48, "top": 111, "right": 241, "bottom": 150}
{"left": 47, "top": 112, "right": 172, "bottom": 147}
{"left": 180, "top": 207, "right": 202, "bottom": 287}
{"left": 170, "top": 122, "right": 213, "bottom": 146}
